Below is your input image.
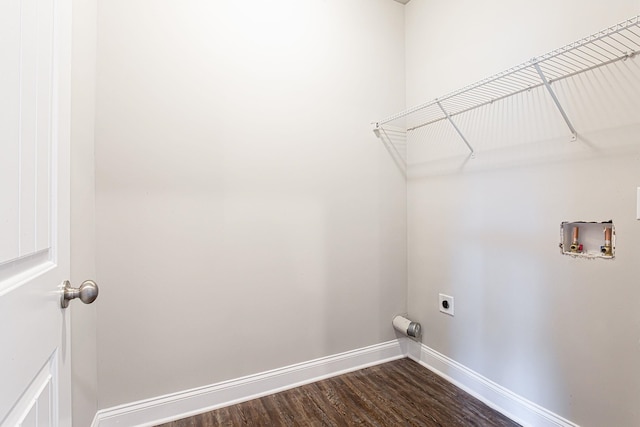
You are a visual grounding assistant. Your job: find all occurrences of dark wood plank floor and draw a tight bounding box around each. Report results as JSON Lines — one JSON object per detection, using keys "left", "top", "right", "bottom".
{"left": 156, "top": 358, "right": 520, "bottom": 427}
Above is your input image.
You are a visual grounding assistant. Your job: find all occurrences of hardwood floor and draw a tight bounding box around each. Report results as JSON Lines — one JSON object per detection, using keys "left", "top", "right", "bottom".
{"left": 156, "top": 358, "right": 520, "bottom": 427}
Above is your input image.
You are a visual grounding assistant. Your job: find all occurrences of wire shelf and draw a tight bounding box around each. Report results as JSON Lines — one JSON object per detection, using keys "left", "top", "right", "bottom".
{"left": 375, "top": 15, "right": 640, "bottom": 152}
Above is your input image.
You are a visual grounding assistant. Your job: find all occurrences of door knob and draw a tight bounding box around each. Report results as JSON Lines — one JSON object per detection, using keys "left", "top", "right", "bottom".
{"left": 61, "top": 280, "right": 99, "bottom": 308}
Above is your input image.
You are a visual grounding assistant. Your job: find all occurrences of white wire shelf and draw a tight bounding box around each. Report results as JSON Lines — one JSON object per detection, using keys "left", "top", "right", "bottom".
{"left": 374, "top": 15, "right": 640, "bottom": 155}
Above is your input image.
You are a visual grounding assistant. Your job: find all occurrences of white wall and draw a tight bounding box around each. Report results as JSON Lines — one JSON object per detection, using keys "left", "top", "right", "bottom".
{"left": 94, "top": 0, "right": 407, "bottom": 408}
{"left": 405, "top": 1, "right": 640, "bottom": 426}
{"left": 70, "top": 0, "right": 98, "bottom": 425}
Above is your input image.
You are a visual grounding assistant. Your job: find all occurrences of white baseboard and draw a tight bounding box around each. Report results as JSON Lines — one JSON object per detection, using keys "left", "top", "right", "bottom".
{"left": 93, "top": 338, "right": 578, "bottom": 427}
{"left": 406, "top": 340, "right": 580, "bottom": 427}
{"left": 93, "top": 339, "right": 408, "bottom": 427}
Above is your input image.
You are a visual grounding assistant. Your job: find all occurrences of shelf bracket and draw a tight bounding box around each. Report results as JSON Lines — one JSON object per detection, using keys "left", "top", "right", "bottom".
{"left": 532, "top": 61, "right": 578, "bottom": 141}
{"left": 436, "top": 100, "right": 475, "bottom": 156}
{"left": 372, "top": 122, "right": 381, "bottom": 137}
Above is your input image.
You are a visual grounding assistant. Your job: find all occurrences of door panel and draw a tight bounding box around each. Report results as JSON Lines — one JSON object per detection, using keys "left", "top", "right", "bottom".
{"left": 0, "top": 0, "right": 21, "bottom": 265}
{"left": 3, "top": 353, "right": 56, "bottom": 427}
{"left": 0, "top": 0, "right": 54, "bottom": 264}
{"left": 0, "top": 0, "right": 72, "bottom": 425}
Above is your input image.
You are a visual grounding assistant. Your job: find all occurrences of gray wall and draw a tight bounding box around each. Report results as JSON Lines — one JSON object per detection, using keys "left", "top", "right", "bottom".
{"left": 70, "top": 0, "right": 98, "bottom": 425}
{"left": 405, "top": 1, "right": 640, "bottom": 426}
{"left": 82, "top": 1, "right": 640, "bottom": 423}
{"left": 94, "top": 0, "right": 407, "bottom": 408}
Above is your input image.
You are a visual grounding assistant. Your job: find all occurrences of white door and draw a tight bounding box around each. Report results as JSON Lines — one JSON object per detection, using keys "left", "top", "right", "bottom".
{"left": 0, "top": 0, "right": 73, "bottom": 425}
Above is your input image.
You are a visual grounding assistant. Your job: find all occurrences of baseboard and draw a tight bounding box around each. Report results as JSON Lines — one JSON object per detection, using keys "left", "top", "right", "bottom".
{"left": 93, "top": 338, "right": 577, "bottom": 427}
{"left": 406, "top": 341, "right": 580, "bottom": 427}
{"left": 94, "top": 339, "right": 408, "bottom": 427}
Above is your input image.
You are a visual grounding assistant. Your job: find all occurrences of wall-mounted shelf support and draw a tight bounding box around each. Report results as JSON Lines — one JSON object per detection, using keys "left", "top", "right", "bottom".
{"left": 532, "top": 61, "right": 578, "bottom": 142}
{"left": 436, "top": 100, "right": 475, "bottom": 156}
{"left": 372, "top": 122, "right": 381, "bottom": 137}
{"left": 372, "top": 121, "right": 408, "bottom": 173}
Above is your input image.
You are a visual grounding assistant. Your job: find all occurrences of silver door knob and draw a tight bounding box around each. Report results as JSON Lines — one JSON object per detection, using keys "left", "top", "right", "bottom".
{"left": 61, "top": 280, "right": 99, "bottom": 308}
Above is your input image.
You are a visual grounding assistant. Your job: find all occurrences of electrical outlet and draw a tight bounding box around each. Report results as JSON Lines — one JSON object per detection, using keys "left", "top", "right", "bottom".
{"left": 439, "top": 294, "right": 454, "bottom": 316}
